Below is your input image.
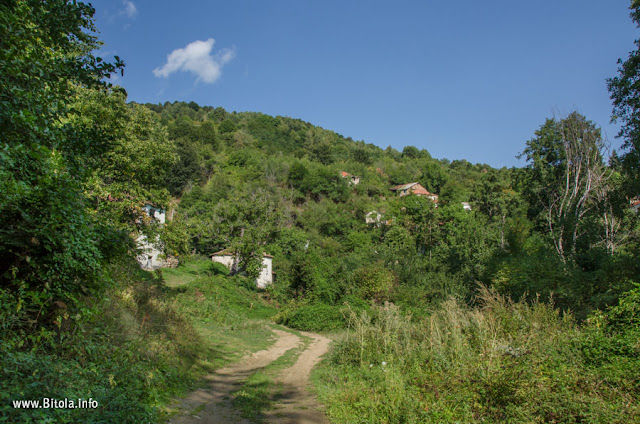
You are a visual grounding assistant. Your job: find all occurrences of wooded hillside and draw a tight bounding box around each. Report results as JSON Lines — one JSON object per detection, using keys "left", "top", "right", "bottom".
{"left": 1, "top": 1, "right": 639, "bottom": 423}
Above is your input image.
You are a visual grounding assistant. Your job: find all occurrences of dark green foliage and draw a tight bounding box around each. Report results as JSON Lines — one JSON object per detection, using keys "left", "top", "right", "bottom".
{"left": 219, "top": 119, "right": 237, "bottom": 134}
{"left": 167, "top": 140, "right": 202, "bottom": 194}
{"left": 383, "top": 226, "right": 414, "bottom": 252}
{"left": 519, "top": 113, "right": 610, "bottom": 262}
{"left": 278, "top": 303, "right": 346, "bottom": 331}
{"left": 351, "top": 261, "right": 396, "bottom": 302}
{"left": 582, "top": 285, "right": 640, "bottom": 367}
{"left": 0, "top": 1, "right": 125, "bottom": 310}
{"left": 353, "top": 147, "right": 373, "bottom": 165}
{"left": 1, "top": 261, "right": 204, "bottom": 423}
{"left": 401, "top": 145, "right": 421, "bottom": 159}
{"left": 287, "top": 161, "right": 309, "bottom": 189}
{"left": 608, "top": 0, "right": 640, "bottom": 194}
{"left": 419, "top": 160, "right": 449, "bottom": 193}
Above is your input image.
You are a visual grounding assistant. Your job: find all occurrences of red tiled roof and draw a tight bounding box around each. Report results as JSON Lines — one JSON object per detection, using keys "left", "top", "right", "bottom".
{"left": 411, "top": 185, "right": 430, "bottom": 196}
{"left": 341, "top": 171, "right": 351, "bottom": 177}
{"left": 389, "top": 182, "right": 433, "bottom": 194}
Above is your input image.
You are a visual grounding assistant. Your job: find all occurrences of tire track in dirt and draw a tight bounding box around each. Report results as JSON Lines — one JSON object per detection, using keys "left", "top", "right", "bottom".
{"left": 170, "top": 328, "right": 300, "bottom": 424}
{"left": 263, "top": 331, "right": 331, "bottom": 424}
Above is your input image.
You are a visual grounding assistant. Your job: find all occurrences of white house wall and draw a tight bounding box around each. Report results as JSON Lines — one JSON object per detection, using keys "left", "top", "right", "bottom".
{"left": 256, "top": 257, "right": 273, "bottom": 289}
{"left": 212, "top": 254, "right": 273, "bottom": 288}
{"left": 143, "top": 204, "right": 166, "bottom": 224}
{"left": 137, "top": 234, "right": 165, "bottom": 270}
{"left": 211, "top": 255, "right": 240, "bottom": 273}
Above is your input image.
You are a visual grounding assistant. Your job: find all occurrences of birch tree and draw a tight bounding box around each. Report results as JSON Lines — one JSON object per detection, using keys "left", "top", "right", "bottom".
{"left": 593, "top": 171, "right": 636, "bottom": 255}
{"left": 522, "top": 113, "right": 607, "bottom": 262}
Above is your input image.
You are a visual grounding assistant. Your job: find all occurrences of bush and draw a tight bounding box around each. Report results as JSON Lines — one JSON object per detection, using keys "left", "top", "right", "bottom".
{"left": 211, "top": 261, "right": 231, "bottom": 276}
{"left": 351, "top": 261, "right": 396, "bottom": 302}
{"left": 0, "top": 260, "right": 205, "bottom": 423}
{"left": 581, "top": 285, "right": 640, "bottom": 393}
{"left": 277, "top": 303, "right": 345, "bottom": 331}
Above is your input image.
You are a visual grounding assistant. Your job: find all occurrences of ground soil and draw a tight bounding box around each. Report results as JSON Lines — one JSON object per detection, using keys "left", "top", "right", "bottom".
{"left": 262, "top": 331, "right": 331, "bottom": 424}
{"left": 169, "top": 328, "right": 330, "bottom": 424}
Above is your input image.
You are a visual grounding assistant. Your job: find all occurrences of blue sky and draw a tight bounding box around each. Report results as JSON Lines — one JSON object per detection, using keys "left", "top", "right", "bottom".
{"left": 91, "top": 0, "right": 638, "bottom": 168}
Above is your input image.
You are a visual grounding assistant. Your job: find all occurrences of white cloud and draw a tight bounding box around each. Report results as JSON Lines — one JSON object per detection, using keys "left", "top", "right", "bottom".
{"left": 122, "top": 1, "right": 137, "bottom": 19}
{"left": 153, "top": 39, "right": 236, "bottom": 84}
{"left": 109, "top": 73, "right": 121, "bottom": 84}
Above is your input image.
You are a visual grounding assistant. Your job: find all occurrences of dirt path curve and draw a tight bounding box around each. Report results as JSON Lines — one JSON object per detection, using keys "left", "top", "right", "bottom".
{"left": 170, "top": 328, "right": 300, "bottom": 424}
{"left": 263, "top": 331, "right": 332, "bottom": 424}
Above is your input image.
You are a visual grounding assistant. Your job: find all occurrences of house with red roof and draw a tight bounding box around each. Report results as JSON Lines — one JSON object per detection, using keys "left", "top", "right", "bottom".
{"left": 340, "top": 171, "right": 360, "bottom": 185}
{"left": 631, "top": 198, "right": 640, "bottom": 214}
{"left": 390, "top": 182, "right": 438, "bottom": 203}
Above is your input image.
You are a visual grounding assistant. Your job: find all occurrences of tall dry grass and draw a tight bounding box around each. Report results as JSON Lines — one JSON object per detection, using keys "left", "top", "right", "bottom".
{"left": 316, "top": 285, "right": 637, "bottom": 423}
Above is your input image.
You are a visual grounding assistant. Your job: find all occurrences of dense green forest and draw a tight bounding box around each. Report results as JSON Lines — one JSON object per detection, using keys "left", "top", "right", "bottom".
{"left": 1, "top": 1, "right": 640, "bottom": 423}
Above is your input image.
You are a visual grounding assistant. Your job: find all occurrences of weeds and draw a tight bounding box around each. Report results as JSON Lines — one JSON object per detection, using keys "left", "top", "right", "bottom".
{"left": 315, "top": 285, "right": 639, "bottom": 423}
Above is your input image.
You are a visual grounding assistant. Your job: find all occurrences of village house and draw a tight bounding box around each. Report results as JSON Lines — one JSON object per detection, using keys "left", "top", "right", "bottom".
{"left": 340, "top": 171, "right": 360, "bottom": 185}
{"left": 211, "top": 249, "right": 274, "bottom": 289}
{"left": 142, "top": 203, "right": 165, "bottom": 224}
{"left": 390, "top": 182, "right": 439, "bottom": 203}
{"left": 631, "top": 198, "right": 640, "bottom": 214}
{"left": 137, "top": 203, "right": 177, "bottom": 270}
{"left": 462, "top": 202, "right": 472, "bottom": 211}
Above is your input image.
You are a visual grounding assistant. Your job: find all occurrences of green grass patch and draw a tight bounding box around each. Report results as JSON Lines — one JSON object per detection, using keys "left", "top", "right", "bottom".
{"left": 161, "top": 257, "right": 218, "bottom": 287}
{"left": 275, "top": 297, "right": 370, "bottom": 332}
{"left": 188, "top": 321, "right": 276, "bottom": 372}
{"left": 170, "top": 275, "right": 277, "bottom": 325}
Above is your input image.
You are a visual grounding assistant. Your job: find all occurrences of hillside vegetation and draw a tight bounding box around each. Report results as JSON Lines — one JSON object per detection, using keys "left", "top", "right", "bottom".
{"left": 148, "top": 102, "right": 639, "bottom": 325}
{"left": 1, "top": 1, "right": 640, "bottom": 423}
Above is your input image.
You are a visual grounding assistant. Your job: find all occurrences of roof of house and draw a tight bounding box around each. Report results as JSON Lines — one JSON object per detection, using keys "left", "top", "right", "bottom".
{"left": 341, "top": 171, "right": 351, "bottom": 177}
{"left": 389, "top": 182, "right": 436, "bottom": 197}
{"left": 631, "top": 199, "right": 640, "bottom": 207}
{"left": 390, "top": 182, "right": 419, "bottom": 191}
{"left": 211, "top": 249, "right": 273, "bottom": 258}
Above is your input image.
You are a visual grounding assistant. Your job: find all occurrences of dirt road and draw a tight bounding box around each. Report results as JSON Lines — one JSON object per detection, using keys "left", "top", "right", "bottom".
{"left": 170, "top": 327, "right": 330, "bottom": 424}
{"left": 262, "top": 331, "right": 331, "bottom": 424}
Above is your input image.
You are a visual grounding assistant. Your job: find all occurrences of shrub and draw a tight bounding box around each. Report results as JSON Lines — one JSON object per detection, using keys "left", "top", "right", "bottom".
{"left": 0, "top": 260, "right": 204, "bottom": 423}
{"left": 351, "top": 261, "right": 397, "bottom": 302}
{"left": 210, "top": 261, "right": 231, "bottom": 276}
{"left": 278, "top": 303, "right": 345, "bottom": 331}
